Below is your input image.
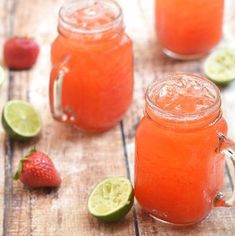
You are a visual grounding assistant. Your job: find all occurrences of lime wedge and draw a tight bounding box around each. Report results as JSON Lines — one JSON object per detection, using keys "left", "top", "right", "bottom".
{"left": 88, "top": 177, "right": 134, "bottom": 222}
{"left": 2, "top": 100, "right": 42, "bottom": 140}
{"left": 204, "top": 48, "right": 235, "bottom": 85}
{"left": 0, "top": 66, "right": 5, "bottom": 87}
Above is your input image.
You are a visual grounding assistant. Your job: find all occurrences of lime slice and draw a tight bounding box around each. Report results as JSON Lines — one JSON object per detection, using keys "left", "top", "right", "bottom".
{"left": 204, "top": 48, "right": 235, "bottom": 85}
{"left": 88, "top": 177, "right": 134, "bottom": 222}
{"left": 0, "top": 66, "right": 5, "bottom": 87}
{"left": 2, "top": 100, "right": 42, "bottom": 140}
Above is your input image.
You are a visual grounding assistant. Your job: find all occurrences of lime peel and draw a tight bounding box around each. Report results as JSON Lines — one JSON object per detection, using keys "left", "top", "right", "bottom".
{"left": 204, "top": 48, "right": 235, "bottom": 85}
{"left": 2, "top": 100, "right": 42, "bottom": 140}
{"left": 88, "top": 177, "right": 134, "bottom": 222}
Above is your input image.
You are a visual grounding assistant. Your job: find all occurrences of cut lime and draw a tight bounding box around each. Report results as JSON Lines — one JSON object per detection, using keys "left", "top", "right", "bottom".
{"left": 88, "top": 177, "right": 134, "bottom": 222}
{"left": 2, "top": 100, "right": 42, "bottom": 140}
{"left": 0, "top": 66, "right": 5, "bottom": 87}
{"left": 204, "top": 48, "right": 235, "bottom": 85}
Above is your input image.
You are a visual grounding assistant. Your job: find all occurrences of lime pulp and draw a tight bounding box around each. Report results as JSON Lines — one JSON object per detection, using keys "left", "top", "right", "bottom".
{"left": 88, "top": 177, "right": 134, "bottom": 222}
{"left": 204, "top": 48, "right": 235, "bottom": 85}
{"left": 2, "top": 100, "right": 42, "bottom": 140}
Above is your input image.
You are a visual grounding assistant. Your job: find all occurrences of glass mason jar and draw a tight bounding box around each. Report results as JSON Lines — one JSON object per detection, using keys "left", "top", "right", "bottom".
{"left": 50, "top": 0, "right": 133, "bottom": 132}
{"left": 155, "top": 0, "right": 225, "bottom": 59}
{"left": 135, "top": 73, "right": 235, "bottom": 226}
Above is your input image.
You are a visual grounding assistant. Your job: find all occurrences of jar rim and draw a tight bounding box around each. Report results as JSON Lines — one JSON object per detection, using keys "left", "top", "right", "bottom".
{"left": 58, "top": 0, "right": 123, "bottom": 34}
{"left": 145, "top": 72, "right": 221, "bottom": 122}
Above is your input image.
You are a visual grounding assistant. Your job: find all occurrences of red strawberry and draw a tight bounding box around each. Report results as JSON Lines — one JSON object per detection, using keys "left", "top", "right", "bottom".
{"left": 14, "top": 147, "right": 61, "bottom": 188}
{"left": 4, "top": 36, "right": 39, "bottom": 70}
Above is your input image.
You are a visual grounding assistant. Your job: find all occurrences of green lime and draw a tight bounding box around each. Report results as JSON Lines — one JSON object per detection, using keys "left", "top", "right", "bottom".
{"left": 204, "top": 48, "right": 235, "bottom": 85}
{"left": 88, "top": 177, "right": 134, "bottom": 222}
{"left": 2, "top": 100, "right": 42, "bottom": 140}
{"left": 0, "top": 66, "right": 5, "bottom": 87}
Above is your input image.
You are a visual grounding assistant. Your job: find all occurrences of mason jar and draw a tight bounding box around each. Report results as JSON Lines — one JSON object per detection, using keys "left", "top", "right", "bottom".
{"left": 50, "top": 0, "right": 133, "bottom": 132}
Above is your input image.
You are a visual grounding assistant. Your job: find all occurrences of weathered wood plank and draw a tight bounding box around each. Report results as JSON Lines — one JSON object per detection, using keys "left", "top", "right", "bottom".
{"left": 135, "top": 205, "right": 235, "bottom": 236}
{"left": 0, "top": 1, "right": 32, "bottom": 236}
{"left": 1, "top": 1, "right": 35, "bottom": 234}
{"left": 2, "top": 0, "right": 136, "bottom": 235}
{"left": 0, "top": 1, "right": 8, "bottom": 235}
{"left": 1, "top": 0, "right": 235, "bottom": 235}
{"left": 120, "top": 0, "right": 235, "bottom": 235}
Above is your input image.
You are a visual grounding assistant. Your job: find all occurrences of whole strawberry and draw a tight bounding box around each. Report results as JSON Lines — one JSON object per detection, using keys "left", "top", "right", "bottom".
{"left": 4, "top": 36, "right": 39, "bottom": 70}
{"left": 14, "top": 147, "right": 61, "bottom": 188}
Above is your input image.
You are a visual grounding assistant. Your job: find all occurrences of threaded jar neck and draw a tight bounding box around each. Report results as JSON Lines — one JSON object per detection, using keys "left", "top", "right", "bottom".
{"left": 58, "top": 0, "right": 124, "bottom": 40}
{"left": 145, "top": 73, "right": 222, "bottom": 130}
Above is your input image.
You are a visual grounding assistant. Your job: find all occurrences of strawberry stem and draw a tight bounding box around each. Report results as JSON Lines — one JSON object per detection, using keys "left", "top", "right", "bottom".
{"left": 13, "top": 146, "right": 37, "bottom": 180}
{"left": 13, "top": 161, "right": 23, "bottom": 180}
{"left": 29, "top": 146, "right": 36, "bottom": 154}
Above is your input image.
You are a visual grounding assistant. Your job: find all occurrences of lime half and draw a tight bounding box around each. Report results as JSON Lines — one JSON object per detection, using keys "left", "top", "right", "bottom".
{"left": 0, "top": 66, "right": 5, "bottom": 87}
{"left": 88, "top": 177, "right": 134, "bottom": 222}
{"left": 204, "top": 48, "right": 235, "bottom": 85}
{"left": 2, "top": 100, "right": 42, "bottom": 140}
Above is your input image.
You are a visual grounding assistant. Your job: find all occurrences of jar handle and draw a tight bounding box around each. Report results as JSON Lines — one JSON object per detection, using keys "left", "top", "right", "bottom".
{"left": 49, "top": 57, "right": 70, "bottom": 122}
{"left": 217, "top": 133, "right": 235, "bottom": 206}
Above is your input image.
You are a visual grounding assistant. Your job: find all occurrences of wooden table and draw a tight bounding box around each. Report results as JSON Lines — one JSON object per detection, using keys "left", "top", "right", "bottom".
{"left": 0, "top": 0, "right": 235, "bottom": 235}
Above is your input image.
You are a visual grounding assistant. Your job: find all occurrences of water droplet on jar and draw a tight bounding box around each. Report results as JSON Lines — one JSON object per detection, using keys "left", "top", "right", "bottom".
{"left": 62, "top": 113, "right": 68, "bottom": 121}
{"left": 69, "top": 115, "right": 76, "bottom": 122}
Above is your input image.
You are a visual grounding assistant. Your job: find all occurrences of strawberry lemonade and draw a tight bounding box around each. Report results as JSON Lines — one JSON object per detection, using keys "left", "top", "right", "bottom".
{"left": 155, "top": 0, "right": 224, "bottom": 59}
{"left": 50, "top": 0, "right": 133, "bottom": 132}
{"left": 135, "top": 73, "right": 227, "bottom": 225}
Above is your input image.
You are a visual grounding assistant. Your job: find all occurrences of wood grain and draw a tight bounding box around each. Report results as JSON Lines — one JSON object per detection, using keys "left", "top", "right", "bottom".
{"left": 1, "top": 0, "right": 135, "bottom": 235}
{"left": 0, "top": 1, "right": 12, "bottom": 235}
{"left": 0, "top": 0, "right": 235, "bottom": 235}
{"left": 120, "top": 0, "right": 235, "bottom": 235}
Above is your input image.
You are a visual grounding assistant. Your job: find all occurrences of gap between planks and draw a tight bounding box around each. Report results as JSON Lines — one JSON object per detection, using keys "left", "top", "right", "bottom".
{"left": 120, "top": 121, "right": 140, "bottom": 236}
